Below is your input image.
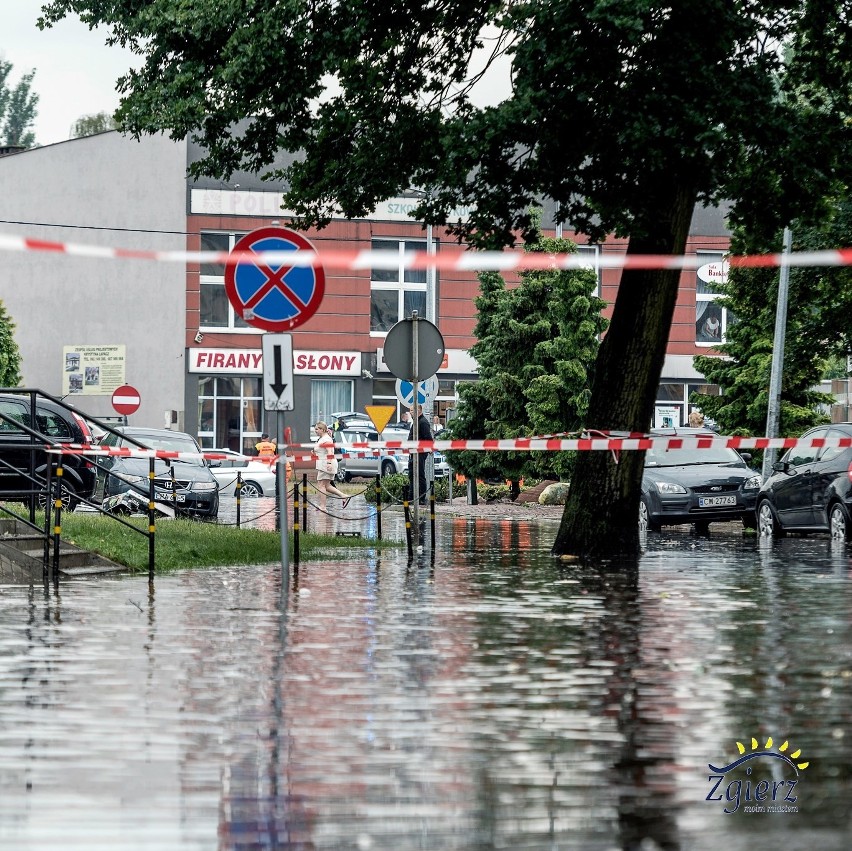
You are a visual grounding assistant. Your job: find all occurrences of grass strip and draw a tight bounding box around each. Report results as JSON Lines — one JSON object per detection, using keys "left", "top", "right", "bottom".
{"left": 55, "top": 512, "right": 401, "bottom": 572}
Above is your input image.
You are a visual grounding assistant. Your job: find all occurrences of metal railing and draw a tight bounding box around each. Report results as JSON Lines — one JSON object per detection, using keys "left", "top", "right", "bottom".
{"left": 0, "top": 388, "right": 159, "bottom": 582}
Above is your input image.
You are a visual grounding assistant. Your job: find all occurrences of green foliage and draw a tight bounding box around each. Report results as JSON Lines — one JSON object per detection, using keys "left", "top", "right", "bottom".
{"left": 38, "top": 2, "right": 852, "bottom": 249}
{"left": 691, "top": 200, "right": 852, "bottom": 437}
{"left": 71, "top": 111, "right": 118, "bottom": 138}
{"left": 0, "top": 60, "right": 39, "bottom": 148}
{"left": 446, "top": 230, "right": 606, "bottom": 483}
{"left": 0, "top": 300, "right": 22, "bottom": 387}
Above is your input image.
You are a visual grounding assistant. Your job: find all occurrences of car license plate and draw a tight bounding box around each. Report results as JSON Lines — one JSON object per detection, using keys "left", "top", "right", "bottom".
{"left": 156, "top": 491, "right": 186, "bottom": 503}
{"left": 698, "top": 495, "right": 736, "bottom": 507}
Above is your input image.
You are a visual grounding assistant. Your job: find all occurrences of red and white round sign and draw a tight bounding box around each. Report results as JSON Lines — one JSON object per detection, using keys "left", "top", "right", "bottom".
{"left": 112, "top": 384, "right": 141, "bottom": 415}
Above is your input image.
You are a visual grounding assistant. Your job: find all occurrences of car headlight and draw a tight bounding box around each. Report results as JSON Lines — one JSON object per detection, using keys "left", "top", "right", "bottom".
{"left": 191, "top": 482, "right": 218, "bottom": 492}
{"left": 657, "top": 481, "right": 687, "bottom": 494}
{"left": 743, "top": 474, "right": 762, "bottom": 490}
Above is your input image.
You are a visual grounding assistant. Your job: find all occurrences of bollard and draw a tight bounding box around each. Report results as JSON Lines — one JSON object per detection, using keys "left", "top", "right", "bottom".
{"left": 52, "top": 466, "right": 63, "bottom": 585}
{"left": 301, "top": 473, "right": 308, "bottom": 533}
{"left": 467, "top": 478, "right": 478, "bottom": 505}
{"left": 430, "top": 486, "right": 435, "bottom": 549}
{"left": 402, "top": 484, "right": 413, "bottom": 558}
{"left": 293, "top": 480, "right": 300, "bottom": 563}
{"left": 235, "top": 471, "right": 242, "bottom": 528}
{"left": 374, "top": 475, "right": 382, "bottom": 540}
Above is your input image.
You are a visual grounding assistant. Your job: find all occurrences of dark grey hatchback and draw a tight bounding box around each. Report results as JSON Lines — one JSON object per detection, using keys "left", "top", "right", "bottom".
{"left": 756, "top": 423, "right": 852, "bottom": 540}
{"left": 95, "top": 427, "right": 219, "bottom": 519}
{"left": 640, "top": 428, "right": 762, "bottom": 532}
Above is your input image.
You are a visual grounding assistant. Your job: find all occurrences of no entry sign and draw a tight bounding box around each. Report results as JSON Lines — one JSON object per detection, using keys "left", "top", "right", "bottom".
{"left": 112, "top": 384, "right": 141, "bottom": 415}
{"left": 225, "top": 227, "right": 325, "bottom": 331}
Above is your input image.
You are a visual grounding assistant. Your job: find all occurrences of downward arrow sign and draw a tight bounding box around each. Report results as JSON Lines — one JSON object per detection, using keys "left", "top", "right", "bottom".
{"left": 270, "top": 344, "right": 288, "bottom": 398}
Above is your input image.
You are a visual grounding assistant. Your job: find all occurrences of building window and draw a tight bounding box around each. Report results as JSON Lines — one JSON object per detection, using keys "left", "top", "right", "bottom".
{"left": 370, "top": 238, "right": 434, "bottom": 333}
{"left": 575, "top": 245, "right": 601, "bottom": 295}
{"left": 199, "top": 232, "right": 252, "bottom": 331}
{"left": 198, "top": 376, "right": 262, "bottom": 453}
{"left": 695, "top": 251, "right": 730, "bottom": 344}
{"left": 311, "top": 379, "right": 353, "bottom": 427}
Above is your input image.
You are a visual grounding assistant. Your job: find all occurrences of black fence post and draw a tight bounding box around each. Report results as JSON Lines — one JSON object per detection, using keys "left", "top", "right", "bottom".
{"left": 293, "top": 480, "right": 300, "bottom": 563}
{"left": 375, "top": 475, "right": 382, "bottom": 541}
{"left": 301, "top": 473, "right": 308, "bottom": 534}
{"left": 403, "top": 483, "right": 413, "bottom": 558}
{"left": 148, "top": 458, "right": 156, "bottom": 582}
{"left": 235, "top": 471, "right": 242, "bottom": 529}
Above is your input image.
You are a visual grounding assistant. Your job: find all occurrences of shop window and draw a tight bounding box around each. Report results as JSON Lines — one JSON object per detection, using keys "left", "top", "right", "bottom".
{"left": 198, "top": 376, "right": 262, "bottom": 453}
{"left": 311, "top": 379, "right": 353, "bottom": 427}
{"left": 370, "top": 238, "right": 434, "bottom": 333}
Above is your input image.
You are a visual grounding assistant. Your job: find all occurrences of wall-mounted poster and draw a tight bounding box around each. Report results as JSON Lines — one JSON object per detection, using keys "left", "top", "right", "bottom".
{"left": 654, "top": 405, "right": 680, "bottom": 430}
{"left": 62, "top": 345, "right": 126, "bottom": 395}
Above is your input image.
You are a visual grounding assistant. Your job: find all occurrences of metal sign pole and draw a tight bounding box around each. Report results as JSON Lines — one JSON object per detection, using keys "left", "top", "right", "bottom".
{"left": 412, "top": 313, "right": 420, "bottom": 548}
{"left": 278, "top": 414, "right": 290, "bottom": 594}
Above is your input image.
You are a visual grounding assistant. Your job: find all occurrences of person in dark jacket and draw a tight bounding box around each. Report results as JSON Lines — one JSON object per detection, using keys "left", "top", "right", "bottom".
{"left": 407, "top": 405, "right": 434, "bottom": 504}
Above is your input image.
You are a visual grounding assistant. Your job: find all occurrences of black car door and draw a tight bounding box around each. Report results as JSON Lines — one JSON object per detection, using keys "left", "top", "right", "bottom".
{"left": 773, "top": 427, "right": 828, "bottom": 527}
{"left": 810, "top": 430, "right": 852, "bottom": 528}
{"left": 0, "top": 398, "right": 36, "bottom": 493}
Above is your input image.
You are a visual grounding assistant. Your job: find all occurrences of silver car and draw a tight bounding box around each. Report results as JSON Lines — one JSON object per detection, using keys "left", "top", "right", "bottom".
{"left": 334, "top": 425, "right": 409, "bottom": 480}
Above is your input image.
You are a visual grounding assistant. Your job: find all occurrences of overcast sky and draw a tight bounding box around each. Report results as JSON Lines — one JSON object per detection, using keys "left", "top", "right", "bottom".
{"left": 3, "top": 1, "right": 138, "bottom": 147}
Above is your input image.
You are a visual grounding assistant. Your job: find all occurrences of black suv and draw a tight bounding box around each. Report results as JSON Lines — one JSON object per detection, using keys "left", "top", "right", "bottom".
{"left": 0, "top": 393, "right": 98, "bottom": 509}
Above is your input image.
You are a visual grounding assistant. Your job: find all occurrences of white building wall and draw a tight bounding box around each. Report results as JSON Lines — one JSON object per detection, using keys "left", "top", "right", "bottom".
{"left": 0, "top": 131, "right": 187, "bottom": 425}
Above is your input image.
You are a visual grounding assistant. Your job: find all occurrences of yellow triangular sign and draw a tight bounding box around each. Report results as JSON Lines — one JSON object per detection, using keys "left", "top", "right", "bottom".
{"left": 365, "top": 405, "right": 396, "bottom": 434}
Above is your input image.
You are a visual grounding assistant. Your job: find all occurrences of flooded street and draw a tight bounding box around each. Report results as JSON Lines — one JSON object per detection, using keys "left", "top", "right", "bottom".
{"left": 0, "top": 513, "right": 850, "bottom": 849}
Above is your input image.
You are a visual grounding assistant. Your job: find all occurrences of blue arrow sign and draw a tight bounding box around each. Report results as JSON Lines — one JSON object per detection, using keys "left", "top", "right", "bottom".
{"left": 396, "top": 377, "right": 438, "bottom": 409}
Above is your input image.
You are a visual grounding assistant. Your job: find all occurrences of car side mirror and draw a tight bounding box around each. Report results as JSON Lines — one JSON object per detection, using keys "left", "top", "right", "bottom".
{"left": 738, "top": 452, "right": 752, "bottom": 463}
{"left": 772, "top": 460, "right": 789, "bottom": 473}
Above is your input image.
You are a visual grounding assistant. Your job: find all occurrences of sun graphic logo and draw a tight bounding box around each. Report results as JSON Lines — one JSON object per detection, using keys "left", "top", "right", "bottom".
{"left": 706, "top": 737, "right": 808, "bottom": 814}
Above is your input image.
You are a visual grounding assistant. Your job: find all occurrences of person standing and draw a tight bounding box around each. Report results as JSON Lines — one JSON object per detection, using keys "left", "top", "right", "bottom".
{"left": 255, "top": 433, "right": 277, "bottom": 457}
{"left": 407, "top": 405, "right": 434, "bottom": 505}
{"left": 313, "top": 421, "right": 350, "bottom": 510}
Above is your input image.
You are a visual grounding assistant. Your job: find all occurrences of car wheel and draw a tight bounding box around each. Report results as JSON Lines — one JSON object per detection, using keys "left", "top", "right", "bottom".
{"left": 381, "top": 460, "right": 396, "bottom": 477}
{"left": 757, "top": 499, "right": 785, "bottom": 538}
{"left": 829, "top": 503, "right": 851, "bottom": 542}
{"left": 38, "top": 481, "right": 79, "bottom": 512}
{"left": 239, "top": 480, "right": 262, "bottom": 498}
{"left": 335, "top": 468, "right": 348, "bottom": 483}
{"left": 639, "top": 497, "right": 661, "bottom": 532}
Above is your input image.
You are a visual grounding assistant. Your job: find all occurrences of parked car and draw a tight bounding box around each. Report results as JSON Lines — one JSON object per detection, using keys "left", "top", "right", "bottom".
{"left": 0, "top": 393, "right": 98, "bottom": 510}
{"left": 384, "top": 424, "right": 451, "bottom": 478}
{"left": 640, "top": 428, "right": 761, "bottom": 532}
{"left": 334, "top": 424, "right": 409, "bottom": 480}
{"left": 209, "top": 450, "right": 281, "bottom": 497}
{"left": 95, "top": 427, "right": 219, "bottom": 519}
{"left": 756, "top": 423, "right": 852, "bottom": 540}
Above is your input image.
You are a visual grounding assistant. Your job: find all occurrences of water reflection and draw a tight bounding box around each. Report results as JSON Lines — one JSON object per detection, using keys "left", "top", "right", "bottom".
{"left": 0, "top": 521, "right": 849, "bottom": 849}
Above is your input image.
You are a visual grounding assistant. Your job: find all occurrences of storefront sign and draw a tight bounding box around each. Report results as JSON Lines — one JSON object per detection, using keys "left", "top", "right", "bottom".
{"left": 189, "top": 348, "right": 360, "bottom": 376}
{"left": 62, "top": 344, "right": 126, "bottom": 395}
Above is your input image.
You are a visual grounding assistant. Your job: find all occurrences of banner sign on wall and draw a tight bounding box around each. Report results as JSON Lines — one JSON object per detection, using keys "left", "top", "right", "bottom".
{"left": 62, "top": 345, "right": 126, "bottom": 395}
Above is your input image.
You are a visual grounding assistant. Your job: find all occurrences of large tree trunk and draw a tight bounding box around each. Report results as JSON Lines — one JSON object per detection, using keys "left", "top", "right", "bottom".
{"left": 552, "top": 183, "right": 698, "bottom": 559}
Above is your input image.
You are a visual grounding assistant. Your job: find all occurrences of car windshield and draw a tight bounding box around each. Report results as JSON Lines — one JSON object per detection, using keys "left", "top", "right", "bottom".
{"left": 645, "top": 446, "right": 744, "bottom": 467}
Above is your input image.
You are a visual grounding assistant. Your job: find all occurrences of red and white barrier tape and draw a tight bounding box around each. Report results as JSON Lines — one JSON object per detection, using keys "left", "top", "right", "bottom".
{"left": 44, "top": 432, "right": 852, "bottom": 462}
{"left": 2, "top": 232, "right": 852, "bottom": 272}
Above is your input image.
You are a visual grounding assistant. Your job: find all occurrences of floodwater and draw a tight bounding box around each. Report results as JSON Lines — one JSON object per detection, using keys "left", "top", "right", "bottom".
{"left": 0, "top": 505, "right": 850, "bottom": 850}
